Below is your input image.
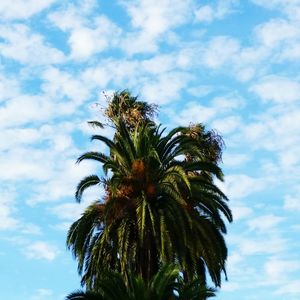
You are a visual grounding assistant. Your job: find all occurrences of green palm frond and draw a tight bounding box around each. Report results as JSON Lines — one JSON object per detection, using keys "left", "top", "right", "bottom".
{"left": 76, "top": 152, "right": 109, "bottom": 164}
{"left": 67, "top": 265, "right": 216, "bottom": 300}
{"left": 177, "top": 279, "right": 216, "bottom": 300}
{"left": 67, "top": 201, "right": 105, "bottom": 273}
{"left": 91, "top": 134, "right": 116, "bottom": 149}
{"left": 66, "top": 290, "right": 103, "bottom": 300}
{"left": 75, "top": 175, "right": 101, "bottom": 202}
{"left": 87, "top": 121, "right": 104, "bottom": 129}
{"left": 184, "top": 161, "right": 224, "bottom": 181}
{"left": 149, "top": 264, "right": 179, "bottom": 299}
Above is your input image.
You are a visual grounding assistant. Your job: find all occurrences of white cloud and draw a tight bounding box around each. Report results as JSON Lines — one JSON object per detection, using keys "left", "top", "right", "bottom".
{"left": 248, "top": 214, "right": 284, "bottom": 232}
{"left": 123, "top": 0, "right": 192, "bottom": 35}
{"left": 21, "top": 224, "right": 42, "bottom": 235}
{"left": 82, "top": 56, "right": 192, "bottom": 103}
{"left": 170, "top": 102, "right": 216, "bottom": 125}
{"left": 49, "top": 6, "right": 121, "bottom": 60}
{"left": 237, "top": 105, "right": 300, "bottom": 156}
{"left": 27, "top": 158, "right": 97, "bottom": 205}
{"left": 82, "top": 59, "right": 140, "bottom": 88}
{"left": 229, "top": 105, "right": 300, "bottom": 196}
{"left": 52, "top": 221, "right": 72, "bottom": 232}
{"left": 221, "top": 281, "right": 240, "bottom": 292}
{"left": 219, "top": 174, "right": 267, "bottom": 199}
{"left": 0, "top": 0, "right": 57, "bottom": 20}
{"left": 195, "top": 0, "right": 239, "bottom": 23}
{"left": 223, "top": 153, "right": 250, "bottom": 167}
{"left": 211, "top": 116, "right": 241, "bottom": 134}
{"left": 227, "top": 45, "right": 269, "bottom": 81}
{"left": 195, "top": 5, "right": 215, "bottom": 23}
{"left": 0, "top": 71, "right": 92, "bottom": 130}
{"left": 201, "top": 36, "right": 240, "bottom": 69}
{"left": 275, "top": 280, "right": 300, "bottom": 295}
{"left": 187, "top": 85, "right": 214, "bottom": 97}
{"left": 279, "top": 42, "right": 300, "bottom": 60}
{"left": 0, "top": 95, "right": 54, "bottom": 128}
{"left": 141, "top": 55, "right": 176, "bottom": 74}
{"left": 239, "top": 236, "right": 286, "bottom": 255}
{"left": 81, "top": 65, "right": 111, "bottom": 88}
{"left": 264, "top": 258, "right": 300, "bottom": 285}
{"left": 0, "top": 187, "right": 18, "bottom": 230}
{"left": 254, "top": 19, "right": 300, "bottom": 48}
{"left": 0, "top": 75, "right": 20, "bottom": 102}
{"left": 141, "top": 72, "right": 192, "bottom": 104}
{"left": 0, "top": 24, "right": 65, "bottom": 65}
{"left": 31, "top": 289, "right": 53, "bottom": 300}
{"left": 0, "top": 128, "right": 41, "bottom": 151}
{"left": 251, "top": 0, "right": 300, "bottom": 20}
{"left": 227, "top": 252, "right": 243, "bottom": 271}
{"left": 51, "top": 203, "right": 85, "bottom": 221}
{"left": 24, "top": 241, "right": 58, "bottom": 261}
{"left": 121, "top": 0, "right": 192, "bottom": 54}
{"left": 0, "top": 205, "right": 18, "bottom": 230}
{"left": 284, "top": 195, "right": 300, "bottom": 211}
{"left": 48, "top": 1, "right": 97, "bottom": 31}
{"left": 211, "top": 94, "right": 244, "bottom": 110}
{"left": 0, "top": 148, "right": 57, "bottom": 182}
{"left": 231, "top": 205, "right": 253, "bottom": 220}
{"left": 68, "top": 16, "right": 121, "bottom": 60}
{"left": 191, "top": 14, "right": 300, "bottom": 80}
{"left": 0, "top": 187, "right": 41, "bottom": 235}
{"left": 49, "top": 167, "right": 106, "bottom": 228}
{"left": 41, "top": 67, "right": 91, "bottom": 105}
{"left": 50, "top": 184, "right": 105, "bottom": 221}
{"left": 250, "top": 75, "right": 300, "bottom": 103}
{"left": 121, "top": 32, "right": 160, "bottom": 54}
{"left": 279, "top": 146, "right": 300, "bottom": 169}
{"left": 252, "top": 0, "right": 300, "bottom": 7}
{"left": 69, "top": 28, "right": 99, "bottom": 59}
{"left": 165, "top": 92, "right": 243, "bottom": 131}
{"left": 0, "top": 122, "right": 81, "bottom": 188}
{"left": 235, "top": 67, "right": 256, "bottom": 82}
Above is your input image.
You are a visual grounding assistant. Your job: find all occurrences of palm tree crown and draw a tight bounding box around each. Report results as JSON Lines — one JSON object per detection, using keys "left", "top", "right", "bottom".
{"left": 68, "top": 117, "right": 232, "bottom": 289}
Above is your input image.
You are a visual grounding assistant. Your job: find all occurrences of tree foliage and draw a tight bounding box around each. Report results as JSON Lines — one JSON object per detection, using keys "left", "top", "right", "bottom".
{"left": 66, "top": 264, "right": 216, "bottom": 300}
{"left": 104, "top": 90, "right": 157, "bottom": 130}
{"left": 67, "top": 91, "right": 232, "bottom": 291}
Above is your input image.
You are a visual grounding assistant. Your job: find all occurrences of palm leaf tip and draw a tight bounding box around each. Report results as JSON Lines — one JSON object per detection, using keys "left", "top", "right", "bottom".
{"left": 76, "top": 152, "right": 108, "bottom": 164}
{"left": 75, "top": 175, "right": 101, "bottom": 202}
{"left": 87, "top": 121, "right": 104, "bottom": 129}
{"left": 66, "top": 290, "right": 102, "bottom": 300}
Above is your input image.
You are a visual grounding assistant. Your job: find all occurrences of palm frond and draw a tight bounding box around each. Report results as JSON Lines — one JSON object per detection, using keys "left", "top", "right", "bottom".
{"left": 75, "top": 175, "right": 101, "bottom": 202}
{"left": 66, "top": 290, "right": 103, "bottom": 300}
{"left": 87, "top": 121, "right": 104, "bottom": 129}
{"left": 76, "top": 152, "right": 109, "bottom": 164}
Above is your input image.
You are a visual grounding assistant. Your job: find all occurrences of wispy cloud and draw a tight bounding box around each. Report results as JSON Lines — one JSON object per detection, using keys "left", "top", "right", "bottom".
{"left": 195, "top": 0, "right": 240, "bottom": 23}
{"left": 0, "top": 24, "right": 65, "bottom": 65}
{"left": 0, "top": 0, "right": 57, "bottom": 20}
{"left": 24, "top": 241, "right": 59, "bottom": 261}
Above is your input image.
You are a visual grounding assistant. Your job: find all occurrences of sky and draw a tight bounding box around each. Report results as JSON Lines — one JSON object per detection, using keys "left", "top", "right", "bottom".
{"left": 1, "top": 0, "right": 300, "bottom": 299}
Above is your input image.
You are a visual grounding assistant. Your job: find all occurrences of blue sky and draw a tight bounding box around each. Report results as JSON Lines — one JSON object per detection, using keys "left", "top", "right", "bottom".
{"left": 1, "top": 0, "right": 300, "bottom": 299}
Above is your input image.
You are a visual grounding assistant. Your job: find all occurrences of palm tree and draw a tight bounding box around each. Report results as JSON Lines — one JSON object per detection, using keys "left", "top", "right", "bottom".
{"left": 67, "top": 119, "right": 232, "bottom": 289}
{"left": 66, "top": 264, "right": 216, "bottom": 300}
